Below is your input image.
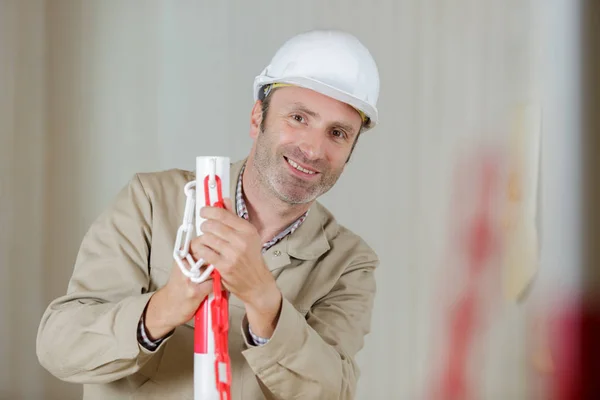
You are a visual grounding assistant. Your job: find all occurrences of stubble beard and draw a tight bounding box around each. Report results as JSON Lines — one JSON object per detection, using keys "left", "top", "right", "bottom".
{"left": 252, "top": 127, "right": 343, "bottom": 205}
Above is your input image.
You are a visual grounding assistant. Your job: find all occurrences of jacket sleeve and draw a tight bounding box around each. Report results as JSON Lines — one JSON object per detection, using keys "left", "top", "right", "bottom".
{"left": 241, "top": 256, "right": 378, "bottom": 400}
{"left": 36, "top": 174, "right": 167, "bottom": 384}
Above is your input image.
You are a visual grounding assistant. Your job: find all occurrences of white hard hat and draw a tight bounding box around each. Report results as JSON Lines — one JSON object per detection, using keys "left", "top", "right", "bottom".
{"left": 253, "top": 30, "right": 380, "bottom": 130}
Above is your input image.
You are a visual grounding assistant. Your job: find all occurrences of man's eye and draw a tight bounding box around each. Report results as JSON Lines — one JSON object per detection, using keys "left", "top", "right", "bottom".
{"left": 292, "top": 115, "right": 304, "bottom": 123}
{"left": 331, "top": 129, "right": 346, "bottom": 139}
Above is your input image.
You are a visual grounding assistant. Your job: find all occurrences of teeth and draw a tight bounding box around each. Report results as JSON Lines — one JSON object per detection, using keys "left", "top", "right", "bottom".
{"left": 287, "top": 158, "right": 315, "bottom": 174}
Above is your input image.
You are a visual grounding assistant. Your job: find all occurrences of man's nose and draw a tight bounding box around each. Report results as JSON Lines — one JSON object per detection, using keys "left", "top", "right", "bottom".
{"left": 298, "top": 129, "right": 325, "bottom": 160}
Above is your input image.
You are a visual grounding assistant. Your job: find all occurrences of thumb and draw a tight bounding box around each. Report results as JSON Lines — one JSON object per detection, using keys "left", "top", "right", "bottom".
{"left": 192, "top": 278, "right": 214, "bottom": 299}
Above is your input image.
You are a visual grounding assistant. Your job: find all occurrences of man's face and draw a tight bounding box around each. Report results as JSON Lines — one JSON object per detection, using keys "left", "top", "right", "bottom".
{"left": 249, "top": 86, "right": 363, "bottom": 205}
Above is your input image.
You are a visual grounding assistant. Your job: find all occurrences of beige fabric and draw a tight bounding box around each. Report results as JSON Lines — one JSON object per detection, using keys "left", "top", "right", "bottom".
{"left": 36, "top": 159, "right": 378, "bottom": 400}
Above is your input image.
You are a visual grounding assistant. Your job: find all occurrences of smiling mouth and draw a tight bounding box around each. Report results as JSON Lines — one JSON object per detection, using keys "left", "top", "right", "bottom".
{"left": 284, "top": 156, "right": 319, "bottom": 175}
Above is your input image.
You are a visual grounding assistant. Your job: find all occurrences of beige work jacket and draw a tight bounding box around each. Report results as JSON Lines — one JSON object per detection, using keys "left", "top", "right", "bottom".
{"left": 37, "top": 159, "right": 378, "bottom": 400}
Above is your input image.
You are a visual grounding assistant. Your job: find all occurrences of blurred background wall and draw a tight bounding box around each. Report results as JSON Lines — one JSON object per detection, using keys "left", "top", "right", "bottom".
{"left": 0, "top": 0, "right": 592, "bottom": 399}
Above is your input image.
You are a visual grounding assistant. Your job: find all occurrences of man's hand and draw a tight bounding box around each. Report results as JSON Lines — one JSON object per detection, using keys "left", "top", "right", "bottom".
{"left": 190, "top": 199, "right": 282, "bottom": 339}
{"left": 145, "top": 261, "right": 213, "bottom": 340}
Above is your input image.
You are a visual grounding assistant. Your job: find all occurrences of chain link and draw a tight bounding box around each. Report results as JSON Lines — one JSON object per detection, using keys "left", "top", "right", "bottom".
{"left": 202, "top": 173, "right": 231, "bottom": 400}
{"left": 212, "top": 269, "right": 231, "bottom": 399}
{"left": 173, "top": 181, "right": 215, "bottom": 283}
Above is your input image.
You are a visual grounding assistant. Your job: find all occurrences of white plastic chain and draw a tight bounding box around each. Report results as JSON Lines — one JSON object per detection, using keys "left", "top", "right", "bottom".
{"left": 172, "top": 159, "right": 220, "bottom": 283}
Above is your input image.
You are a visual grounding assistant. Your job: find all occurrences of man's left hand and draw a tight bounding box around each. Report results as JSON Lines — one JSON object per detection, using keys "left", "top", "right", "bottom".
{"left": 189, "top": 199, "right": 282, "bottom": 338}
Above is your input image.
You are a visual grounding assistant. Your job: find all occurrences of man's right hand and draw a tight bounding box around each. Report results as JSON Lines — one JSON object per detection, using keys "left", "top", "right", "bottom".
{"left": 144, "top": 261, "right": 213, "bottom": 341}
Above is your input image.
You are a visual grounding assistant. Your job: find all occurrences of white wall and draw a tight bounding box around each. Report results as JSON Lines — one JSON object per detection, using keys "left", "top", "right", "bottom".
{"left": 0, "top": 1, "right": 48, "bottom": 399}
{"left": 0, "top": 1, "right": 584, "bottom": 399}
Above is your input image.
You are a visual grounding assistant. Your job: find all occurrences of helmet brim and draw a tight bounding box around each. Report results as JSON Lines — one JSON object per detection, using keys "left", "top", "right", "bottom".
{"left": 254, "top": 75, "right": 378, "bottom": 130}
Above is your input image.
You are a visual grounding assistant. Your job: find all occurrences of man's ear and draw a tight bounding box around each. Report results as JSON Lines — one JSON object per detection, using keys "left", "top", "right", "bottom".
{"left": 250, "top": 100, "right": 263, "bottom": 139}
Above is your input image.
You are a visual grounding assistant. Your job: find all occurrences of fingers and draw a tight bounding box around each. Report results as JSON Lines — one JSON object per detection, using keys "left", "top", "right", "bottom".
{"left": 188, "top": 234, "right": 239, "bottom": 285}
{"left": 193, "top": 279, "right": 214, "bottom": 298}
{"left": 200, "top": 219, "right": 237, "bottom": 243}
{"left": 190, "top": 235, "right": 224, "bottom": 265}
{"left": 223, "top": 198, "right": 234, "bottom": 212}
{"left": 200, "top": 201, "right": 253, "bottom": 234}
{"left": 172, "top": 259, "right": 205, "bottom": 283}
{"left": 200, "top": 220, "right": 248, "bottom": 252}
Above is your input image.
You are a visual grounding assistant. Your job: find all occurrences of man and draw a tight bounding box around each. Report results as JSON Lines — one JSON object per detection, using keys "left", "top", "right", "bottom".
{"left": 37, "top": 29, "right": 380, "bottom": 400}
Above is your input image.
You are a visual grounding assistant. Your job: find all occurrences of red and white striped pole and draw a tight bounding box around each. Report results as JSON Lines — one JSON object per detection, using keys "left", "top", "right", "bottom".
{"left": 193, "top": 157, "right": 232, "bottom": 400}
{"left": 194, "top": 293, "right": 218, "bottom": 400}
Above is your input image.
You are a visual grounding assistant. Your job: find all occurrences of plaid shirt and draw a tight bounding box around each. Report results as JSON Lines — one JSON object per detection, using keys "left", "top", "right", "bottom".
{"left": 139, "top": 164, "right": 308, "bottom": 349}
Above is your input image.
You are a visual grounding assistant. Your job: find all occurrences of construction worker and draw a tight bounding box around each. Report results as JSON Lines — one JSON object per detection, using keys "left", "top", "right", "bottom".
{"left": 37, "top": 29, "right": 381, "bottom": 399}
